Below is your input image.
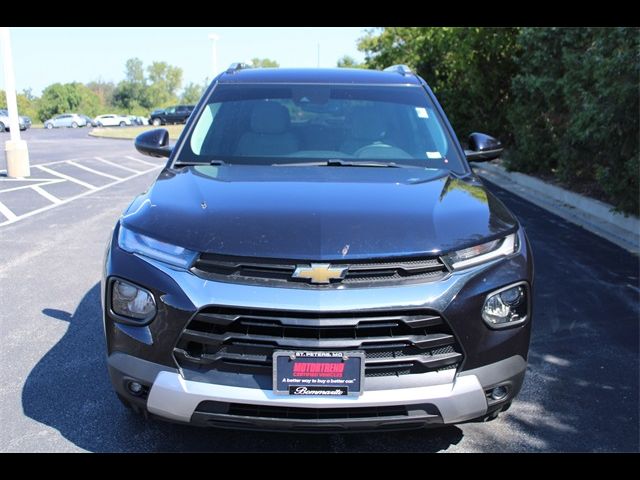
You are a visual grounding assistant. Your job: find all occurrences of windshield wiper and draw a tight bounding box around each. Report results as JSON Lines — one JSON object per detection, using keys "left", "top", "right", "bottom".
{"left": 173, "top": 159, "right": 227, "bottom": 167}
{"left": 273, "top": 159, "right": 410, "bottom": 168}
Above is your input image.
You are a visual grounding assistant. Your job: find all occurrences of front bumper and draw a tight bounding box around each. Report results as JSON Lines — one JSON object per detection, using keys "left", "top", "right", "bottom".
{"left": 103, "top": 226, "right": 533, "bottom": 431}
{"left": 108, "top": 352, "right": 526, "bottom": 431}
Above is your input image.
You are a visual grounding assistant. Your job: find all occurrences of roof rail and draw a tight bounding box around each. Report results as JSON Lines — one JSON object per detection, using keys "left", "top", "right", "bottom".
{"left": 226, "top": 62, "right": 252, "bottom": 74}
{"left": 383, "top": 64, "right": 413, "bottom": 75}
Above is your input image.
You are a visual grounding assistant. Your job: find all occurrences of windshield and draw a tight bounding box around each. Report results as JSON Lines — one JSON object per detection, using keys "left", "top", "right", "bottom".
{"left": 175, "top": 83, "right": 465, "bottom": 171}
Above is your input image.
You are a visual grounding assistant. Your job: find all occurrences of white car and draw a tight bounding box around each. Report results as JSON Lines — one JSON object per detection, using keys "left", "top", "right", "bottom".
{"left": 44, "top": 113, "right": 87, "bottom": 129}
{"left": 94, "top": 114, "right": 132, "bottom": 127}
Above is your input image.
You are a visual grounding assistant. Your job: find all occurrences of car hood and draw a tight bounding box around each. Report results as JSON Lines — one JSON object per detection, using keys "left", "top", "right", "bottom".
{"left": 121, "top": 165, "right": 518, "bottom": 260}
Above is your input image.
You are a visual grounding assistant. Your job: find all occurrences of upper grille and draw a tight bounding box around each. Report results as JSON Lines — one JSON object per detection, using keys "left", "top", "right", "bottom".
{"left": 191, "top": 254, "right": 450, "bottom": 288}
{"left": 174, "top": 307, "right": 463, "bottom": 378}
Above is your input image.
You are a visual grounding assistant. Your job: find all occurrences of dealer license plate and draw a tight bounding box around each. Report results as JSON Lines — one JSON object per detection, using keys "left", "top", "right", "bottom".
{"left": 273, "top": 351, "right": 365, "bottom": 396}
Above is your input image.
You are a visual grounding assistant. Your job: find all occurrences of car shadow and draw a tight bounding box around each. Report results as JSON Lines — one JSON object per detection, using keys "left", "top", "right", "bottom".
{"left": 22, "top": 282, "right": 463, "bottom": 452}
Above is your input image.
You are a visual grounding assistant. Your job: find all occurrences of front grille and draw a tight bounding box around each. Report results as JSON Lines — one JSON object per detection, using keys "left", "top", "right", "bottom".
{"left": 191, "top": 254, "right": 449, "bottom": 288}
{"left": 174, "top": 307, "right": 463, "bottom": 378}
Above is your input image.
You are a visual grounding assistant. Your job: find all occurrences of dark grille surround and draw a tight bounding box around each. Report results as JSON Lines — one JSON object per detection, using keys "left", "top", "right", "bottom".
{"left": 190, "top": 253, "right": 450, "bottom": 288}
{"left": 173, "top": 307, "right": 463, "bottom": 379}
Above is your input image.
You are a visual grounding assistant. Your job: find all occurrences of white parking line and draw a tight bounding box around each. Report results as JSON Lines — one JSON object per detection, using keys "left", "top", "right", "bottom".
{"left": 35, "top": 165, "right": 98, "bottom": 190}
{"left": 67, "top": 160, "right": 123, "bottom": 181}
{"left": 0, "top": 177, "right": 66, "bottom": 182}
{"left": 94, "top": 157, "right": 142, "bottom": 174}
{"left": 32, "top": 185, "right": 62, "bottom": 204}
{"left": 0, "top": 200, "right": 17, "bottom": 221}
{"left": 0, "top": 179, "right": 65, "bottom": 194}
{"left": 0, "top": 165, "right": 161, "bottom": 227}
{"left": 125, "top": 155, "right": 160, "bottom": 167}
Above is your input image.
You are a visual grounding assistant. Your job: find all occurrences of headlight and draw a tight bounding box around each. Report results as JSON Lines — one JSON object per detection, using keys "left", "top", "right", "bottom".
{"left": 117, "top": 223, "right": 197, "bottom": 268}
{"left": 443, "top": 233, "right": 518, "bottom": 270}
{"left": 111, "top": 279, "right": 156, "bottom": 322}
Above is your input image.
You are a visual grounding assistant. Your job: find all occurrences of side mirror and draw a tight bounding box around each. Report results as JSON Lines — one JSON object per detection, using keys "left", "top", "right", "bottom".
{"left": 134, "top": 129, "right": 172, "bottom": 158}
{"left": 465, "top": 132, "right": 503, "bottom": 162}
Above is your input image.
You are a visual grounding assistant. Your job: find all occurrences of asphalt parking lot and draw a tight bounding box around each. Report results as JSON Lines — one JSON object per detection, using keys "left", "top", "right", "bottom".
{"left": 0, "top": 128, "right": 638, "bottom": 452}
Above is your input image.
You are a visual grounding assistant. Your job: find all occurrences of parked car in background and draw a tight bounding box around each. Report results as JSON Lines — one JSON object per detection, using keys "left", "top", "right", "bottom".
{"left": 94, "top": 114, "right": 132, "bottom": 127}
{"left": 149, "top": 105, "right": 195, "bottom": 126}
{"left": 44, "top": 113, "right": 87, "bottom": 129}
{"left": 0, "top": 109, "right": 32, "bottom": 132}
{"left": 79, "top": 114, "right": 97, "bottom": 127}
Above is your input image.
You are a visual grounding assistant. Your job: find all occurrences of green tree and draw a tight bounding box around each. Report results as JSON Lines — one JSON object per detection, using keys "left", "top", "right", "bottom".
{"left": 1, "top": 89, "right": 40, "bottom": 120}
{"left": 37, "top": 82, "right": 101, "bottom": 121}
{"left": 112, "top": 57, "right": 151, "bottom": 113}
{"left": 508, "top": 27, "right": 639, "bottom": 214}
{"left": 146, "top": 61, "right": 183, "bottom": 108}
{"left": 181, "top": 82, "right": 205, "bottom": 104}
{"left": 336, "top": 55, "right": 363, "bottom": 68}
{"left": 86, "top": 79, "right": 115, "bottom": 107}
{"left": 358, "top": 27, "right": 520, "bottom": 142}
{"left": 125, "top": 57, "right": 145, "bottom": 84}
{"left": 250, "top": 58, "right": 279, "bottom": 68}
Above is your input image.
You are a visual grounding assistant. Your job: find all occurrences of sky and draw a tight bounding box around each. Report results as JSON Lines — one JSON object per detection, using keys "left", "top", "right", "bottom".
{"left": 2, "top": 27, "right": 370, "bottom": 96}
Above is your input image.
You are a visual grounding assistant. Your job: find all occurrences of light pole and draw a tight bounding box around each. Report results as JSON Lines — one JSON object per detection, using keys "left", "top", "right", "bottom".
{"left": 0, "top": 27, "right": 30, "bottom": 178}
{"left": 208, "top": 33, "right": 220, "bottom": 77}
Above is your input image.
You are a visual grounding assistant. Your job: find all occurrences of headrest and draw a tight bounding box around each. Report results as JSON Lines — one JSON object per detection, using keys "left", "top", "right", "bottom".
{"left": 250, "top": 101, "right": 291, "bottom": 134}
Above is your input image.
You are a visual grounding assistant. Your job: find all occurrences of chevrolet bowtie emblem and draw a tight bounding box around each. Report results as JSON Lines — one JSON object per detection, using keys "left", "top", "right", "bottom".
{"left": 292, "top": 263, "right": 348, "bottom": 284}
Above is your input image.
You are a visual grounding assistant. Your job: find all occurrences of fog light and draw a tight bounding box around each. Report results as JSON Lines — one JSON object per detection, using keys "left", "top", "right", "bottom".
{"left": 482, "top": 283, "right": 528, "bottom": 329}
{"left": 127, "top": 381, "right": 144, "bottom": 396}
{"left": 111, "top": 279, "right": 156, "bottom": 321}
{"left": 491, "top": 385, "right": 508, "bottom": 400}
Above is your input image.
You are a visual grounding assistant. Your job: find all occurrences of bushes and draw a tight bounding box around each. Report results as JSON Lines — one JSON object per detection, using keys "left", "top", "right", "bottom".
{"left": 358, "top": 27, "right": 639, "bottom": 215}
{"left": 508, "top": 27, "right": 639, "bottom": 215}
{"left": 358, "top": 27, "right": 520, "bottom": 143}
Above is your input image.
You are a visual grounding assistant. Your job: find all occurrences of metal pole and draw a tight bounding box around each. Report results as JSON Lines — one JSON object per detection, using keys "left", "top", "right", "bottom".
{"left": 1, "top": 27, "right": 30, "bottom": 178}
{"left": 208, "top": 33, "right": 219, "bottom": 76}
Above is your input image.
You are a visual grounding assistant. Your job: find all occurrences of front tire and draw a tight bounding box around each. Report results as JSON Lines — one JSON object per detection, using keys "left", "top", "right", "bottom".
{"left": 119, "top": 121, "right": 126, "bottom": 127}
{"left": 71, "top": 122, "right": 78, "bottom": 128}
{"left": 45, "top": 123, "right": 53, "bottom": 129}
{"left": 152, "top": 118, "right": 161, "bottom": 127}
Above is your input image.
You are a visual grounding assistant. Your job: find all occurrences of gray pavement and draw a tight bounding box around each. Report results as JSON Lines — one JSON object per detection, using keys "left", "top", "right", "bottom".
{"left": 0, "top": 129, "right": 638, "bottom": 452}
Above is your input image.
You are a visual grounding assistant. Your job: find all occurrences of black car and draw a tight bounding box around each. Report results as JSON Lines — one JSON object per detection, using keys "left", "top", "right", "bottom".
{"left": 103, "top": 64, "right": 533, "bottom": 432}
{"left": 148, "top": 105, "right": 195, "bottom": 126}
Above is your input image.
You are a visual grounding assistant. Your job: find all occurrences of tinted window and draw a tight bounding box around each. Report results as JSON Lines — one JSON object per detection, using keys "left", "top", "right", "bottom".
{"left": 178, "top": 84, "right": 464, "bottom": 172}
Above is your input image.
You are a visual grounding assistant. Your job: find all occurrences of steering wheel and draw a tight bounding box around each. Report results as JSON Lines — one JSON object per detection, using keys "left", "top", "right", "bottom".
{"left": 353, "top": 143, "right": 413, "bottom": 159}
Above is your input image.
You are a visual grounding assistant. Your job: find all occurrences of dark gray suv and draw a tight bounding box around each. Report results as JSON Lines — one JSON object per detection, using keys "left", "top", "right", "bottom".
{"left": 148, "top": 105, "right": 195, "bottom": 126}
{"left": 103, "top": 64, "right": 533, "bottom": 432}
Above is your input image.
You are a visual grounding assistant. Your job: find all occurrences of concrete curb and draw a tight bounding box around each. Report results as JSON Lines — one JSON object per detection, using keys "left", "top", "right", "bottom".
{"left": 471, "top": 161, "right": 640, "bottom": 255}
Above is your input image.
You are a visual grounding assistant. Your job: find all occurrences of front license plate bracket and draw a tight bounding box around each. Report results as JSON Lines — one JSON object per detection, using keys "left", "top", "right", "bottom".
{"left": 273, "top": 350, "right": 365, "bottom": 396}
